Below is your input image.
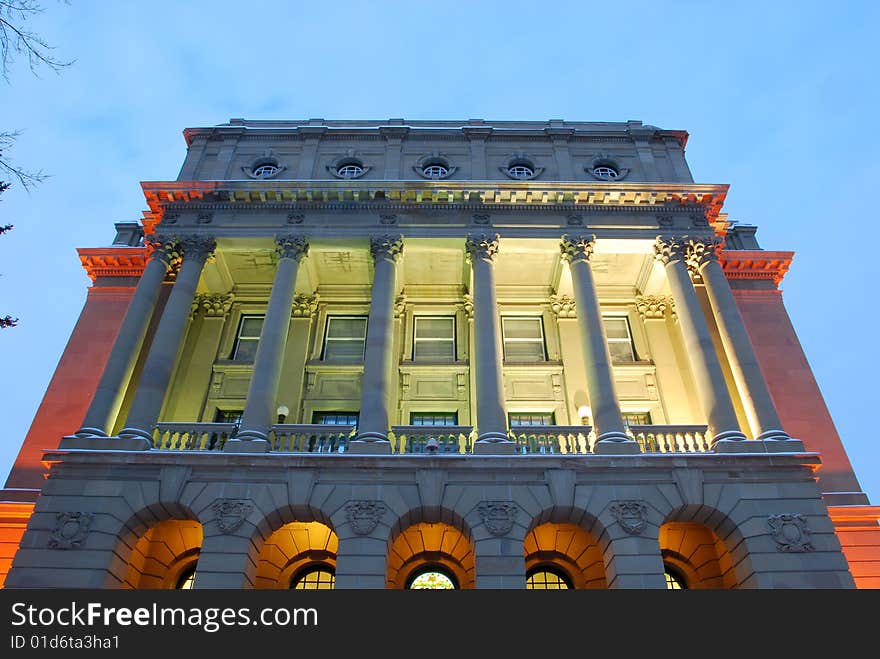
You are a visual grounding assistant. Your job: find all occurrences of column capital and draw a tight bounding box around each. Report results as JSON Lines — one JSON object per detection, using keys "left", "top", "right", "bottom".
{"left": 292, "top": 293, "right": 319, "bottom": 318}
{"left": 191, "top": 293, "right": 233, "bottom": 319}
{"left": 177, "top": 235, "right": 217, "bottom": 263}
{"left": 653, "top": 236, "right": 688, "bottom": 266}
{"left": 635, "top": 294, "right": 675, "bottom": 321}
{"left": 560, "top": 234, "right": 596, "bottom": 263}
{"left": 275, "top": 234, "right": 309, "bottom": 261}
{"left": 684, "top": 237, "right": 722, "bottom": 273}
{"left": 549, "top": 293, "right": 577, "bottom": 318}
{"left": 465, "top": 233, "right": 500, "bottom": 262}
{"left": 144, "top": 236, "right": 180, "bottom": 267}
{"left": 369, "top": 234, "right": 404, "bottom": 264}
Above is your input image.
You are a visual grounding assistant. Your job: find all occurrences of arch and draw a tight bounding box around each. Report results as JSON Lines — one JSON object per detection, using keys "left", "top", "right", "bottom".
{"left": 253, "top": 520, "right": 339, "bottom": 589}
{"left": 387, "top": 519, "right": 475, "bottom": 589}
{"left": 524, "top": 522, "right": 607, "bottom": 589}
{"left": 659, "top": 506, "right": 753, "bottom": 589}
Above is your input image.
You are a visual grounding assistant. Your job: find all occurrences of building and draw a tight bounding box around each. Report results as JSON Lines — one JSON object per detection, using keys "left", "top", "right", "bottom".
{"left": 2, "top": 118, "right": 878, "bottom": 589}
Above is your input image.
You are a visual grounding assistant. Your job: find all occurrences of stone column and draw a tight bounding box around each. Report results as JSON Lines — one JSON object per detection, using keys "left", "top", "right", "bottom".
{"left": 73, "top": 238, "right": 179, "bottom": 438}
{"left": 227, "top": 236, "right": 309, "bottom": 452}
{"left": 654, "top": 237, "right": 747, "bottom": 448}
{"left": 687, "top": 240, "right": 803, "bottom": 450}
{"left": 561, "top": 235, "right": 637, "bottom": 454}
{"left": 466, "top": 234, "right": 515, "bottom": 454}
{"left": 118, "top": 235, "right": 216, "bottom": 442}
{"left": 349, "top": 235, "right": 403, "bottom": 454}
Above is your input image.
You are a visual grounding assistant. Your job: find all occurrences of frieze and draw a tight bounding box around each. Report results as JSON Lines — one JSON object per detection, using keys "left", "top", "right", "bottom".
{"left": 345, "top": 500, "right": 387, "bottom": 535}
{"left": 477, "top": 501, "right": 518, "bottom": 537}
{"left": 49, "top": 512, "right": 94, "bottom": 550}
{"left": 212, "top": 499, "right": 253, "bottom": 534}
{"left": 768, "top": 514, "right": 814, "bottom": 552}
{"left": 610, "top": 501, "right": 649, "bottom": 535}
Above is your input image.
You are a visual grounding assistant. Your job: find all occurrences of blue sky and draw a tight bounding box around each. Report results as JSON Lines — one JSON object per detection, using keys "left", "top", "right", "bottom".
{"left": 1, "top": 0, "right": 878, "bottom": 503}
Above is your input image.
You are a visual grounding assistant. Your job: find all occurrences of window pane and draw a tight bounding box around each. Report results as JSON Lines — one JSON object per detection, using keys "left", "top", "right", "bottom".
{"left": 414, "top": 340, "right": 455, "bottom": 361}
{"left": 410, "top": 413, "right": 458, "bottom": 426}
{"left": 324, "top": 340, "right": 365, "bottom": 361}
{"left": 415, "top": 317, "right": 454, "bottom": 339}
{"left": 509, "top": 413, "right": 554, "bottom": 427}
{"left": 503, "top": 318, "right": 542, "bottom": 339}
{"left": 603, "top": 318, "right": 630, "bottom": 340}
{"left": 327, "top": 317, "right": 367, "bottom": 339}
{"left": 233, "top": 338, "right": 259, "bottom": 361}
{"left": 504, "top": 341, "right": 545, "bottom": 361}
{"left": 313, "top": 412, "right": 358, "bottom": 425}
{"left": 608, "top": 341, "right": 635, "bottom": 363}
{"left": 240, "top": 316, "right": 264, "bottom": 338}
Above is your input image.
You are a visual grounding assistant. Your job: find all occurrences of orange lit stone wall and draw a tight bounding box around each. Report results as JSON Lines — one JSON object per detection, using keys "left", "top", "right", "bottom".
{"left": 828, "top": 506, "right": 880, "bottom": 589}
{"left": 0, "top": 503, "right": 34, "bottom": 588}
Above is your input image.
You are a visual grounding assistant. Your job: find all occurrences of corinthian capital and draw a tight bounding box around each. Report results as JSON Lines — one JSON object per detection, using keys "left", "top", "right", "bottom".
{"left": 653, "top": 236, "right": 687, "bottom": 266}
{"left": 276, "top": 235, "right": 309, "bottom": 261}
{"left": 684, "top": 238, "right": 722, "bottom": 272}
{"left": 292, "top": 293, "right": 319, "bottom": 317}
{"left": 465, "top": 233, "right": 500, "bottom": 262}
{"left": 560, "top": 234, "right": 596, "bottom": 263}
{"left": 192, "top": 293, "right": 233, "bottom": 318}
{"left": 369, "top": 235, "right": 404, "bottom": 263}
{"left": 177, "top": 235, "right": 217, "bottom": 262}
{"left": 636, "top": 295, "right": 674, "bottom": 320}
{"left": 145, "top": 236, "right": 181, "bottom": 267}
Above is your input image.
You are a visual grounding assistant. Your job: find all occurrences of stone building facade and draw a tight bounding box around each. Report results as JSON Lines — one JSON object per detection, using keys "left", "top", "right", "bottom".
{"left": 2, "top": 118, "right": 878, "bottom": 589}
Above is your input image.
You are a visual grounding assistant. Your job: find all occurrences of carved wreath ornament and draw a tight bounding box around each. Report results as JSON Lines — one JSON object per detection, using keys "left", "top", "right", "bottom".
{"left": 345, "top": 500, "right": 387, "bottom": 535}
{"left": 610, "top": 501, "right": 648, "bottom": 535}
{"left": 477, "top": 501, "right": 518, "bottom": 536}
{"left": 212, "top": 499, "right": 253, "bottom": 534}
{"left": 49, "top": 512, "right": 94, "bottom": 549}
{"left": 768, "top": 514, "right": 814, "bottom": 552}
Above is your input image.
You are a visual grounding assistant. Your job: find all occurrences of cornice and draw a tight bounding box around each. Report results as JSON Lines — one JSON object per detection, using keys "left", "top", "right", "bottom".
{"left": 720, "top": 250, "right": 794, "bottom": 286}
{"left": 141, "top": 180, "right": 728, "bottom": 233}
{"left": 77, "top": 247, "right": 148, "bottom": 282}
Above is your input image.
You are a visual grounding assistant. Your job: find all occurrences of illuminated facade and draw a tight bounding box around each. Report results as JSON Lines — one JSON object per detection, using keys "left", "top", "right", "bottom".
{"left": 2, "top": 118, "right": 879, "bottom": 589}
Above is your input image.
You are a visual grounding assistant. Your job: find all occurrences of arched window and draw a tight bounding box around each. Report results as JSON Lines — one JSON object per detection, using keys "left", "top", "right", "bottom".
{"left": 406, "top": 566, "right": 457, "bottom": 589}
{"left": 526, "top": 566, "right": 572, "bottom": 589}
{"left": 176, "top": 565, "right": 197, "bottom": 589}
{"left": 664, "top": 566, "right": 687, "bottom": 590}
{"left": 290, "top": 565, "right": 335, "bottom": 590}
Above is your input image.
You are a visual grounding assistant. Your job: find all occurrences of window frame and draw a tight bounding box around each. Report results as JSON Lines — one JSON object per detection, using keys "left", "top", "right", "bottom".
{"left": 311, "top": 412, "right": 359, "bottom": 426}
{"left": 603, "top": 315, "right": 637, "bottom": 363}
{"left": 409, "top": 412, "right": 459, "bottom": 427}
{"left": 321, "top": 315, "right": 368, "bottom": 362}
{"left": 525, "top": 566, "right": 573, "bottom": 590}
{"left": 231, "top": 314, "right": 265, "bottom": 361}
{"left": 290, "top": 564, "right": 336, "bottom": 590}
{"left": 412, "top": 315, "right": 456, "bottom": 362}
{"left": 508, "top": 412, "right": 556, "bottom": 427}
{"left": 501, "top": 316, "right": 548, "bottom": 362}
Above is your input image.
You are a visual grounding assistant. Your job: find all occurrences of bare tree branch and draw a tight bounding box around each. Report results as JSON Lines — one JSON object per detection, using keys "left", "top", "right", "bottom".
{"left": 0, "top": 0, "right": 74, "bottom": 81}
{"left": 1, "top": 130, "right": 47, "bottom": 191}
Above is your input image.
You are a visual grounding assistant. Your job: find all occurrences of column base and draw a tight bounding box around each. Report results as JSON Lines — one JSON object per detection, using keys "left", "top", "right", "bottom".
{"left": 58, "top": 435, "right": 152, "bottom": 451}
{"left": 234, "top": 428, "right": 269, "bottom": 442}
{"left": 756, "top": 429, "right": 792, "bottom": 441}
{"left": 348, "top": 439, "right": 392, "bottom": 455}
{"left": 474, "top": 432, "right": 516, "bottom": 455}
{"left": 222, "top": 438, "right": 271, "bottom": 453}
{"left": 72, "top": 427, "right": 109, "bottom": 438}
{"left": 118, "top": 426, "right": 154, "bottom": 441}
{"left": 594, "top": 440, "right": 641, "bottom": 455}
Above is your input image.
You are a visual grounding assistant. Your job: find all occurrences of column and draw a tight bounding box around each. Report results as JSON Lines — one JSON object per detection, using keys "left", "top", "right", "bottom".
{"left": 118, "top": 235, "right": 216, "bottom": 442}
{"left": 465, "top": 233, "right": 515, "bottom": 454}
{"left": 227, "top": 236, "right": 309, "bottom": 452}
{"left": 349, "top": 235, "right": 403, "bottom": 454}
{"left": 653, "top": 237, "right": 748, "bottom": 448}
{"left": 73, "top": 238, "right": 179, "bottom": 438}
{"left": 687, "top": 240, "right": 802, "bottom": 450}
{"left": 560, "top": 235, "right": 638, "bottom": 454}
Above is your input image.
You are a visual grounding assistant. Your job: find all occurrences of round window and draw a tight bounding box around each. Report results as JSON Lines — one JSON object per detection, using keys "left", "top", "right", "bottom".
{"left": 526, "top": 567, "right": 572, "bottom": 589}
{"left": 337, "top": 163, "right": 364, "bottom": 178}
{"left": 252, "top": 164, "right": 279, "bottom": 179}
{"left": 406, "top": 566, "right": 457, "bottom": 589}
{"left": 592, "top": 165, "right": 619, "bottom": 180}
{"left": 176, "top": 565, "right": 196, "bottom": 590}
{"left": 422, "top": 164, "right": 449, "bottom": 179}
{"left": 664, "top": 567, "right": 687, "bottom": 590}
{"left": 290, "top": 565, "right": 336, "bottom": 590}
{"left": 507, "top": 164, "right": 534, "bottom": 179}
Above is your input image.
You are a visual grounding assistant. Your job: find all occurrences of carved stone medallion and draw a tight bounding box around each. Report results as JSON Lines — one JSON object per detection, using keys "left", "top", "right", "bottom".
{"left": 212, "top": 499, "right": 253, "bottom": 534}
{"left": 345, "top": 500, "right": 387, "bottom": 535}
{"left": 477, "top": 501, "right": 518, "bottom": 536}
{"left": 49, "top": 512, "right": 94, "bottom": 549}
{"left": 610, "top": 501, "right": 648, "bottom": 535}
{"left": 768, "top": 514, "right": 814, "bottom": 552}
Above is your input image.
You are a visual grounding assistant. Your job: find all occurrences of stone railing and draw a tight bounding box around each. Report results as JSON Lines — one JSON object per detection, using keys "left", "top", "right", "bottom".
{"left": 389, "top": 426, "right": 475, "bottom": 454}
{"left": 268, "top": 424, "right": 355, "bottom": 453}
{"left": 152, "top": 422, "right": 237, "bottom": 451}
{"left": 508, "top": 425, "right": 594, "bottom": 454}
{"left": 628, "top": 425, "right": 711, "bottom": 453}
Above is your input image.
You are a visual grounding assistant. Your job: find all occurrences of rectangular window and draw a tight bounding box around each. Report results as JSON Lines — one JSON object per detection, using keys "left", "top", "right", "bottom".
{"left": 322, "top": 316, "right": 368, "bottom": 361}
{"left": 413, "top": 316, "right": 455, "bottom": 361}
{"left": 622, "top": 411, "right": 652, "bottom": 426}
{"left": 410, "top": 412, "right": 458, "bottom": 426}
{"left": 214, "top": 409, "right": 244, "bottom": 424}
{"left": 502, "top": 317, "right": 546, "bottom": 362}
{"left": 312, "top": 412, "right": 359, "bottom": 425}
{"left": 604, "top": 316, "right": 637, "bottom": 363}
{"left": 509, "top": 412, "right": 555, "bottom": 427}
{"left": 232, "top": 315, "right": 264, "bottom": 361}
